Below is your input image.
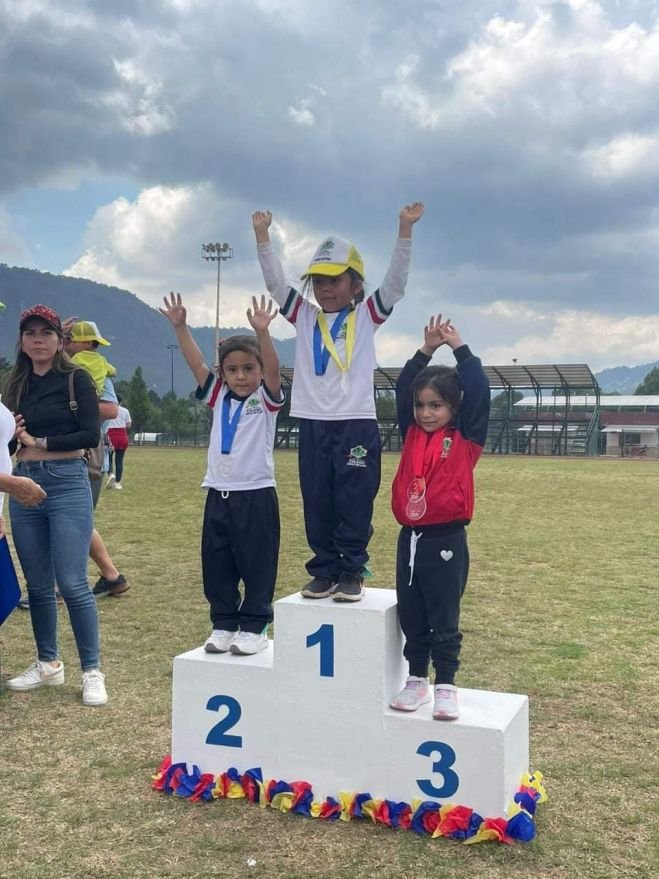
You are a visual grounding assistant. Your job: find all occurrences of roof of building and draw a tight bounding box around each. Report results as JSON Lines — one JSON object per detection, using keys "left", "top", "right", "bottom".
{"left": 515, "top": 395, "right": 659, "bottom": 408}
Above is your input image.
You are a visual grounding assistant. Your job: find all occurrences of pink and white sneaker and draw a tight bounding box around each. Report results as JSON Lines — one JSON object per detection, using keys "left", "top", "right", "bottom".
{"left": 433, "top": 684, "right": 459, "bottom": 720}
{"left": 390, "top": 676, "right": 431, "bottom": 712}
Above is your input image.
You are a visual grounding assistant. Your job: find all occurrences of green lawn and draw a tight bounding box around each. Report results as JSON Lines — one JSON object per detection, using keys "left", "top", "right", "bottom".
{"left": 1, "top": 449, "right": 657, "bottom": 879}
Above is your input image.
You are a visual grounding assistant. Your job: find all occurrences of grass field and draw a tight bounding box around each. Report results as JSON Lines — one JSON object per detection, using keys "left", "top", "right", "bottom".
{"left": 1, "top": 448, "right": 657, "bottom": 879}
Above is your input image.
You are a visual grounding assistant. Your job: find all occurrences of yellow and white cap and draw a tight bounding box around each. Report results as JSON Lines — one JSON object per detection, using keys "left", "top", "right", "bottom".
{"left": 70, "top": 320, "right": 110, "bottom": 346}
{"left": 301, "top": 236, "right": 365, "bottom": 280}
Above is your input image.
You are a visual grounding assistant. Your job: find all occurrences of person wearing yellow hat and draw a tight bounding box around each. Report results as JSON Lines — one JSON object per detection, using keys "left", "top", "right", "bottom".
{"left": 67, "top": 320, "right": 117, "bottom": 394}
{"left": 253, "top": 202, "right": 424, "bottom": 602}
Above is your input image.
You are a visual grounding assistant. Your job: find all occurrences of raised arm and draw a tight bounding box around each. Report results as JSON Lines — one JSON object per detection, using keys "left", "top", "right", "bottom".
{"left": 159, "top": 292, "right": 211, "bottom": 388}
{"left": 246, "top": 295, "right": 282, "bottom": 399}
{"left": 395, "top": 312, "right": 447, "bottom": 440}
{"left": 252, "top": 210, "right": 290, "bottom": 309}
{"left": 376, "top": 202, "right": 425, "bottom": 314}
{"left": 428, "top": 317, "right": 490, "bottom": 446}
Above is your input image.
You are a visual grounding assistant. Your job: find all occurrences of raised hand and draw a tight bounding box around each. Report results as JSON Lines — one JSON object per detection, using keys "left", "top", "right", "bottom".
{"left": 159, "top": 292, "right": 187, "bottom": 328}
{"left": 400, "top": 202, "right": 425, "bottom": 225}
{"left": 247, "top": 295, "right": 278, "bottom": 333}
{"left": 252, "top": 210, "right": 273, "bottom": 233}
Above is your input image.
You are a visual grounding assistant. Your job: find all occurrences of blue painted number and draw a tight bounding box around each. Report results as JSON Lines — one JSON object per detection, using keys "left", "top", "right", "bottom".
{"left": 416, "top": 740, "right": 459, "bottom": 798}
{"left": 205, "top": 694, "right": 242, "bottom": 748}
{"left": 306, "top": 623, "right": 334, "bottom": 677}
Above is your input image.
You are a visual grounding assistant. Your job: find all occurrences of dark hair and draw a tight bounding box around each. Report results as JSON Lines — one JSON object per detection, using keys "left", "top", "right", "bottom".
{"left": 4, "top": 320, "right": 74, "bottom": 411}
{"left": 302, "top": 268, "right": 366, "bottom": 304}
{"left": 411, "top": 366, "right": 462, "bottom": 417}
{"left": 217, "top": 334, "right": 263, "bottom": 373}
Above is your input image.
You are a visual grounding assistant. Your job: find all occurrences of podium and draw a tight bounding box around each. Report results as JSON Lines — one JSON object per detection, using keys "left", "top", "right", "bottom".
{"left": 172, "top": 588, "right": 528, "bottom": 817}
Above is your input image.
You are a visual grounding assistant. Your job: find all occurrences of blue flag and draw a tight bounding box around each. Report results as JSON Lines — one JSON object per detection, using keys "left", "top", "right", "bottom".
{"left": 0, "top": 536, "right": 21, "bottom": 626}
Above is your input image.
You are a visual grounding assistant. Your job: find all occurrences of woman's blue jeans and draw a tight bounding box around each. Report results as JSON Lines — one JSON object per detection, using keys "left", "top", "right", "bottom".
{"left": 9, "top": 458, "right": 100, "bottom": 670}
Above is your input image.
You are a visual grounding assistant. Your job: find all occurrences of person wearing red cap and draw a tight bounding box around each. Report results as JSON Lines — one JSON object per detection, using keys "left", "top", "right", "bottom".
{"left": 3, "top": 305, "right": 108, "bottom": 706}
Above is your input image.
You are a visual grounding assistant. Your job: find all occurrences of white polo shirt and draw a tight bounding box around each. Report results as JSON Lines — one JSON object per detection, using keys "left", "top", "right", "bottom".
{"left": 197, "top": 375, "right": 285, "bottom": 492}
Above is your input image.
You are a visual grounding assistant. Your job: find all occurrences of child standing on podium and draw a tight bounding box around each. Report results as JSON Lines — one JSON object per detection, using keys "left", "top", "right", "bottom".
{"left": 252, "top": 203, "right": 424, "bottom": 602}
{"left": 390, "top": 315, "right": 490, "bottom": 720}
{"left": 160, "top": 293, "right": 284, "bottom": 656}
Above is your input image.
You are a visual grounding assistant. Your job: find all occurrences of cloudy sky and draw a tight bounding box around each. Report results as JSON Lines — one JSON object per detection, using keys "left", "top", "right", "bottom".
{"left": 2, "top": 0, "right": 659, "bottom": 369}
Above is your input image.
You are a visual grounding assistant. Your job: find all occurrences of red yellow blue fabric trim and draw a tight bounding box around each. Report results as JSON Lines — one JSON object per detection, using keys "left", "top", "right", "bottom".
{"left": 152, "top": 757, "right": 547, "bottom": 844}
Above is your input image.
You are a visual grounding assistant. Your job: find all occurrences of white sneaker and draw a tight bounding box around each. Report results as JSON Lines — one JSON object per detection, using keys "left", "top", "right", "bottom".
{"left": 114, "top": 482, "right": 123, "bottom": 490}
{"left": 204, "top": 629, "right": 237, "bottom": 653}
{"left": 6, "top": 660, "right": 64, "bottom": 691}
{"left": 105, "top": 474, "right": 116, "bottom": 490}
{"left": 229, "top": 631, "right": 269, "bottom": 655}
{"left": 433, "top": 684, "right": 459, "bottom": 720}
{"left": 390, "top": 676, "right": 431, "bottom": 711}
{"left": 82, "top": 669, "right": 108, "bottom": 706}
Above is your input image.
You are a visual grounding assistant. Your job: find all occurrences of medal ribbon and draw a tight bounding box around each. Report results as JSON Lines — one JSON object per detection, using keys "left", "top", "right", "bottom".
{"left": 313, "top": 307, "right": 356, "bottom": 376}
{"left": 221, "top": 393, "right": 245, "bottom": 455}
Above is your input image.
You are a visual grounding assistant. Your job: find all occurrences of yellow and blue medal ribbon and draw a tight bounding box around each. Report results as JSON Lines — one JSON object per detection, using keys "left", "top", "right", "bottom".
{"left": 313, "top": 307, "right": 356, "bottom": 375}
{"left": 221, "top": 394, "right": 245, "bottom": 454}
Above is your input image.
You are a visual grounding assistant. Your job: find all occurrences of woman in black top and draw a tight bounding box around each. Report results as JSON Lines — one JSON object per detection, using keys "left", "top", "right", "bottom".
{"left": 3, "top": 304, "right": 108, "bottom": 706}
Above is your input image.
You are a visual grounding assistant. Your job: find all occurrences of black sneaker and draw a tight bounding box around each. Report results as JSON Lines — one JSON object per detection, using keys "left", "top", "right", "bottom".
{"left": 300, "top": 576, "right": 335, "bottom": 599}
{"left": 93, "top": 574, "right": 130, "bottom": 597}
{"left": 332, "top": 571, "right": 364, "bottom": 602}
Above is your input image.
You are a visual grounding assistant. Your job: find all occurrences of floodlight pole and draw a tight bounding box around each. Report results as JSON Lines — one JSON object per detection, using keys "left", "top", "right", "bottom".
{"left": 167, "top": 344, "right": 178, "bottom": 397}
{"left": 201, "top": 241, "right": 234, "bottom": 367}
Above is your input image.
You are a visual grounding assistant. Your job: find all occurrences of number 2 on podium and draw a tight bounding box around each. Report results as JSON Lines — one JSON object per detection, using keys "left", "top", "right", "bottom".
{"left": 306, "top": 624, "right": 334, "bottom": 677}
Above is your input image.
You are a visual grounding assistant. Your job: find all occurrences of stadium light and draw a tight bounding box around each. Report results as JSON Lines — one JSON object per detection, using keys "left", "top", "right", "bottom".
{"left": 201, "top": 240, "right": 234, "bottom": 367}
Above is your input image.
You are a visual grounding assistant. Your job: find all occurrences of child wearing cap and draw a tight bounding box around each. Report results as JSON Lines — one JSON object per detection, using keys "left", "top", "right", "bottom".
{"left": 252, "top": 203, "right": 424, "bottom": 601}
{"left": 68, "top": 321, "right": 117, "bottom": 394}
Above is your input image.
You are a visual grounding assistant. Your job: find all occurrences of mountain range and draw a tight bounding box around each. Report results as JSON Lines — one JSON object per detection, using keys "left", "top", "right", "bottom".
{"left": 0, "top": 264, "right": 655, "bottom": 395}
{"left": 0, "top": 264, "right": 295, "bottom": 397}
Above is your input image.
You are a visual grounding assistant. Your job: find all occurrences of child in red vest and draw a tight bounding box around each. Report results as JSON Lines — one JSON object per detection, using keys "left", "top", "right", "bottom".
{"left": 390, "top": 315, "right": 490, "bottom": 720}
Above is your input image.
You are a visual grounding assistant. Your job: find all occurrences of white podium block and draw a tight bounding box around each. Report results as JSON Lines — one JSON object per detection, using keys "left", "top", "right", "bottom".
{"left": 170, "top": 588, "right": 530, "bottom": 817}
{"left": 172, "top": 644, "right": 277, "bottom": 773}
{"left": 381, "top": 689, "right": 528, "bottom": 817}
{"left": 274, "top": 590, "right": 406, "bottom": 797}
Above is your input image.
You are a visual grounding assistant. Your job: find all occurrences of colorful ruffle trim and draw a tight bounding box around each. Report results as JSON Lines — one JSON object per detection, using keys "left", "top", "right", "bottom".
{"left": 152, "top": 757, "right": 547, "bottom": 844}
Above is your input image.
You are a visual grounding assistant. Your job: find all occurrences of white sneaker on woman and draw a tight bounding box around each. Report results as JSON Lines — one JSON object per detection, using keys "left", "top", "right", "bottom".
{"left": 6, "top": 660, "right": 64, "bottom": 690}
{"left": 82, "top": 669, "right": 108, "bottom": 706}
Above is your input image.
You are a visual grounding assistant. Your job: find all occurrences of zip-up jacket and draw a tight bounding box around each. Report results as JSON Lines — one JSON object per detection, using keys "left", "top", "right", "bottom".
{"left": 391, "top": 345, "right": 490, "bottom": 527}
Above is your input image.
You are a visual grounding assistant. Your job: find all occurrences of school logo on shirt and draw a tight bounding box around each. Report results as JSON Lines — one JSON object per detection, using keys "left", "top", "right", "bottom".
{"left": 347, "top": 445, "right": 368, "bottom": 468}
{"left": 441, "top": 436, "right": 453, "bottom": 458}
{"left": 244, "top": 399, "right": 263, "bottom": 416}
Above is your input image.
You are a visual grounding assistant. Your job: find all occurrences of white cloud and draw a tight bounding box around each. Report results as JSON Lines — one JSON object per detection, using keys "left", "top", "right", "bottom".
{"left": 481, "top": 305, "right": 659, "bottom": 369}
{"left": 583, "top": 132, "right": 659, "bottom": 179}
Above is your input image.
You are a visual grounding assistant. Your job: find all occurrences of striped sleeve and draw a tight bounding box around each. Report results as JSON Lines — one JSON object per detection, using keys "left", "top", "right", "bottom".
{"left": 257, "top": 243, "right": 303, "bottom": 324}
{"left": 262, "top": 383, "right": 286, "bottom": 412}
{"left": 196, "top": 373, "right": 222, "bottom": 407}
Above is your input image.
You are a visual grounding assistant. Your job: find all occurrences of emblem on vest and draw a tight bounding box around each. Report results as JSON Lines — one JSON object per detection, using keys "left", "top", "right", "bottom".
{"left": 244, "top": 398, "right": 263, "bottom": 416}
{"left": 347, "top": 445, "right": 367, "bottom": 468}
{"left": 441, "top": 436, "right": 453, "bottom": 458}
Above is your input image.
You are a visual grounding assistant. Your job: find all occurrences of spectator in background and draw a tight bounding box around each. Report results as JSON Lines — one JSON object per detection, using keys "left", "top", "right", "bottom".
{"left": 105, "top": 395, "right": 132, "bottom": 490}
{"left": 68, "top": 320, "right": 117, "bottom": 393}
{"left": 64, "top": 320, "right": 129, "bottom": 598}
{"left": 4, "top": 304, "right": 107, "bottom": 705}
